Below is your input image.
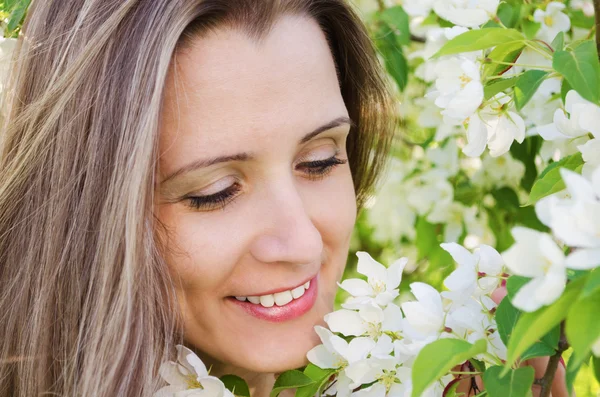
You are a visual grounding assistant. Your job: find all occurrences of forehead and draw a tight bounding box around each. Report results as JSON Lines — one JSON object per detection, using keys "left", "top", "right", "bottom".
{"left": 158, "top": 14, "right": 347, "bottom": 174}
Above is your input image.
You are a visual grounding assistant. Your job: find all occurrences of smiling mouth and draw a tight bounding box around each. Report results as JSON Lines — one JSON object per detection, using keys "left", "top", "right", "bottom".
{"left": 228, "top": 274, "right": 319, "bottom": 322}
{"left": 232, "top": 279, "right": 311, "bottom": 308}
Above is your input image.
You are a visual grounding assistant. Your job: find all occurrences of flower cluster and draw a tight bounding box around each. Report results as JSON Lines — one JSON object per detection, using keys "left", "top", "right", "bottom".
{"left": 306, "top": 247, "right": 507, "bottom": 396}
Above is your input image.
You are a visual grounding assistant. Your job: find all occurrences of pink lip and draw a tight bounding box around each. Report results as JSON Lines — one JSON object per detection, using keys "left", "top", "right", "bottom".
{"left": 228, "top": 274, "right": 318, "bottom": 322}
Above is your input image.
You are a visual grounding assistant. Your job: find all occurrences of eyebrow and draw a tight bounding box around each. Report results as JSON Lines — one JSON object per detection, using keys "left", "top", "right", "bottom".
{"left": 159, "top": 115, "right": 354, "bottom": 185}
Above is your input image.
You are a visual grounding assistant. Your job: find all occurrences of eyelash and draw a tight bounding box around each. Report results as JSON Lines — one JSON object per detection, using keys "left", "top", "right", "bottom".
{"left": 185, "top": 156, "right": 348, "bottom": 211}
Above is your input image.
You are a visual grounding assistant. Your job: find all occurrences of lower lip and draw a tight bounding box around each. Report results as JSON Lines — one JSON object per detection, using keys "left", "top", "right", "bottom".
{"left": 228, "top": 275, "right": 318, "bottom": 322}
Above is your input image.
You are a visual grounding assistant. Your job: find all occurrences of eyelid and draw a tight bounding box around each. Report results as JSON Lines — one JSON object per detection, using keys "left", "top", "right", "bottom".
{"left": 192, "top": 175, "right": 238, "bottom": 197}
{"left": 296, "top": 143, "right": 340, "bottom": 164}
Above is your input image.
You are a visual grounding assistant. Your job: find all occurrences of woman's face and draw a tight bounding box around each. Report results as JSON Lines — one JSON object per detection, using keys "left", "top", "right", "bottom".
{"left": 154, "top": 15, "right": 357, "bottom": 373}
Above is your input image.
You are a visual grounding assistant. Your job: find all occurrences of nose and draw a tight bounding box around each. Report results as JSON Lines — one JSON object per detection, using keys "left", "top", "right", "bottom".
{"left": 249, "top": 177, "right": 324, "bottom": 266}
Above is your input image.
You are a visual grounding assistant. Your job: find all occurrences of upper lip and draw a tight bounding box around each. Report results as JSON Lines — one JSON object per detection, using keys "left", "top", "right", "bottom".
{"left": 232, "top": 273, "right": 316, "bottom": 297}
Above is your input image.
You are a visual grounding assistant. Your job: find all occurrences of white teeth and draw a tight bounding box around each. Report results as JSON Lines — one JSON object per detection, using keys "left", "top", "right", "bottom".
{"left": 274, "top": 290, "right": 293, "bottom": 306}
{"left": 291, "top": 286, "right": 305, "bottom": 299}
{"left": 259, "top": 294, "right": 275, "bottom": 308}
{"left": 236, "top": 279, "right": 313, "bottom": 308}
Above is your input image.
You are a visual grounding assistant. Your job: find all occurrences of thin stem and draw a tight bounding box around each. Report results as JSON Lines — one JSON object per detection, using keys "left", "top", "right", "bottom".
{"left": 523, "top": 41, "right": 553, "bottom": 60}
{"left": 539, "top": 322, "right": 569, "bottom": 397}
{"left": 532, "top": 39, "right": 555, "bottom": 53}
{"left": 594, "top": 0, "right": 600, "bottom": 60}
{"left": 486, "top": 59, "right": 553, "bottom": 71}
{"left": 376, "top": 0, "right": 385, "bottom": 11}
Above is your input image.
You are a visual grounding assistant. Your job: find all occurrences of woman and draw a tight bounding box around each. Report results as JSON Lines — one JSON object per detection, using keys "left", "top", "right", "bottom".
{"left": 0, "top": 0, "right": 569, "bottom": 396}
{"left": 0, "top": 0, "right": 392, "bottom": 395}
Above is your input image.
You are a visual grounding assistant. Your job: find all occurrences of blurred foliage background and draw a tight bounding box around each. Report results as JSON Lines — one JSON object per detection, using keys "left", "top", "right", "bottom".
{"left": 0, "top": 0, "right": 598, "bottom": 395}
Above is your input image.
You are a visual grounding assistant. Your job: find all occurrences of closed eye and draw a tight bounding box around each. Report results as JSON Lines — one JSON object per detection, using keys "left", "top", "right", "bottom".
{"left": 184, "top": 155, "right": 348, "bottom": 212}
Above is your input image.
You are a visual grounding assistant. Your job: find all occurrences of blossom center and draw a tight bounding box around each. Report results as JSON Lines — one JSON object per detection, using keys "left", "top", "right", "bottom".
{"left": 371, "top": 280, "right": 386, "bottom": 294}
{"left": 459, "top": 74, "right": 473, "bottom": 88}
{"left": 365, "top": 321, "right": 383, "bottom": 339}
{"left": 378, "top": 369, "right": 398, "bottom": 393}
{"left": 544, "top": 16, "right": 554, "bottom": 26}
{"left": 185, "top": 375, "right": 203, "bottom": 390}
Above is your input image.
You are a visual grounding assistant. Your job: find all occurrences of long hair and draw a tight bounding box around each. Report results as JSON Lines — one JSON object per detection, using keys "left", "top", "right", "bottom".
{"left": 0, "top": 0, "right": 395, "bottom": 395}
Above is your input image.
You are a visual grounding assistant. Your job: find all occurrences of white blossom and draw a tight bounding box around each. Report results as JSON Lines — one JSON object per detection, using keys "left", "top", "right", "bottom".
{"left": 401, "top": 283, "right": 445, "bottom": 339}
{"left": 502, "top": 227, "right": 567, "bottom": 312}
{"left": 571, "top": 0, "right": 595, "bottom": 17}
{"left": 536, "top": 168, "right": 600, "bottom": 269}
{"left": 405, "top": 169, "right": 454, "bottom": 216}
{"left": 538, "top": 90, "right": 600, "bottom": 141}
{"left": 433, "top": 0, "right": 500, "bottom": 28}
{"left": 155, "top": 346, "right": 234, "bottom": 397}
{"left": 579, "top": 139, "right": 600, "bottom": 177}
{"left": 533, "top": 2, "right": 572, "bottom": 42}
{"left": 464, "top": 94, "right": 526, "bottom": 157}
{"left": 432, "top": 57, "right": 484, "bottom": 125}
{"left": 402, "top": 0, "right": 436, "bottom": 17}
{"left": 338, "top": 252, "right": 407, "bottom": 308}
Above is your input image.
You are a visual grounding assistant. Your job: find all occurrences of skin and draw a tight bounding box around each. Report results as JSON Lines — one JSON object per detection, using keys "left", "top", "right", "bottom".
{"left": 154, "top": 14, "right": 356, "bottom": 396}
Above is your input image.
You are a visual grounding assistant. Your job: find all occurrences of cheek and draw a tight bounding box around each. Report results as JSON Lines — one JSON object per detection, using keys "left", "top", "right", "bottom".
{"left": 308, "top": 169, "right": 357, "bottom": 283}
{"left": 155, "top": 205, "right": 240, "bottom": 295}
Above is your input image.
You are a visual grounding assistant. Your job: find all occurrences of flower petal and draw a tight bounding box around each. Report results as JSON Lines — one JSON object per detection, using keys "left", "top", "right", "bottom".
{"left": 338, "top": 279, "right": 373, "bottom": 297}
{"left": 356, "top": 252, "right": 387, "bottom": 281}
{"left": 566, "top": 248, "right": 600, "bottom": 270}
{"left": 325, "top": 309, "right": 367, "bottom": 336}
{"left": 307, "top": 345, "right": 342, "bottom": 369}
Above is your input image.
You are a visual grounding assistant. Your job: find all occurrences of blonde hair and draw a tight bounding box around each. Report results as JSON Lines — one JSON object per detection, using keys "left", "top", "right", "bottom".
{"left": 0, "top": 0, "right": 395, "bottom": 395}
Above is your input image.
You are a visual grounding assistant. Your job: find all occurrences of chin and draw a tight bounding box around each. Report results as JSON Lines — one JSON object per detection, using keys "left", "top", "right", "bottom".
{"left": 229, "top": 301, "right": 330, "bottom": 373}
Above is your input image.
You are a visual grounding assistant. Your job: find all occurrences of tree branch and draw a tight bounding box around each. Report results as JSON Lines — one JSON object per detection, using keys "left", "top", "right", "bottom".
{"left": 539, "top": 322, "right": 569, "bottom": 397}
{"left": 595, "top": 0, "right": 600, "bottom": 59}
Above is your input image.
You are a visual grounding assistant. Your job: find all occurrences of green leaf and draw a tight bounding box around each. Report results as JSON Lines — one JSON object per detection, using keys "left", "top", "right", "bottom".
{"left": 551, "top": 32, "right": 565, "bottom": 52}
{"left": 565, "top": 351, "right": 589, "bottom": 394}
{"left": 569, "top": 10, "right": 595, "bottom": 29}
{"left": 582, "top": 268, "right": 600, "bottom": 299}
{"left": 470, "top": 358, "right": 487, "bottom": 374}
{"left": 483, "top": 41, "right": 525, "bottom": 78}
{"left": 434, "top": 28, "right": 524, "bottom": 58}
{"left": 561, "top": 79, "right": 572, "bottom": 103}
{"left": 504, "top": 276, "right": 586, "bottom": 373}
{"left": 510, "top": 136, "right": 543, "bottom": 192}
{"left": 483, "top": 366, "right": 535, "bottom": 397}
{"left": 521, "top": 325, "right": 560, "bottom": 361}
{"left": 566, "top": 289, "right": 600, "bottom": 365}
{"left": 486, "top": 207, "right": 515, "bottom": 252}
{"left": 6, "top": 0, "right": 30, "bottom": 34}
{"left": 294, "top": 365, "right": 335, "bottom": 397}
{"left": 521, "top": 20, "right": 541, "bottom": 40}
{"left": 496, "top": 296, "right": 521, "bottom": 347}
{"left": 270, "top": 370, "right": 314, "bottom": 397}
{"left": 374, "top": 25, "right": 408, "bottom": 92}
{"left": 514, "top": 70, "right": 549, "bottom": 111}
{"left": 484, "top": 76, "right": 519, "bottom": 100}
{"left": 496, "top": 297, "right": 559, "bottom": 362}
{"left": 553, "top": 40, "right": 600, "bottom": 105}
{"left": 594, "top": 356, "right": 600, "bottom": 384}
{"left": 378, "top": 6, "right": 410, "bottom": 46}
{"left": 411, "top": 339, "right": 487, "bottom": 397}
{"left": 221, "top": 375, "right": 251, "bottom": 397}
{"left": 526, "top": 153, "right": 584, "bottom": 205}
{"left": 496, "top": 3, "right": 522, "bottom": 29}
{"left": 506, "top": 276, "right": 530, "bottom": 300}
